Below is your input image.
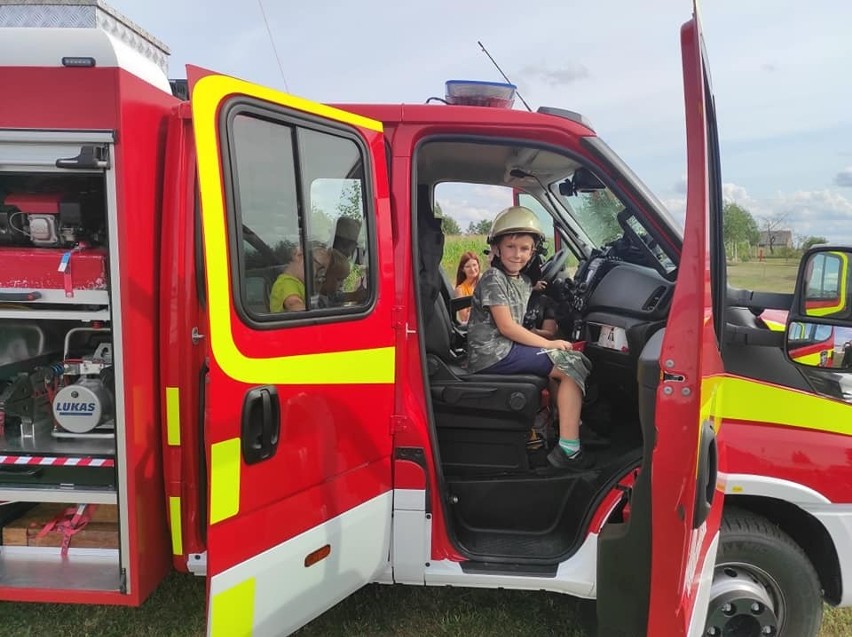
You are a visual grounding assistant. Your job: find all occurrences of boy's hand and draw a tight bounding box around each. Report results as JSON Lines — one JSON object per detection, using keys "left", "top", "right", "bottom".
{"left": 532, "top": 280, "right": 548, "bottom": 292}
{"left": 551, "top": 339, "right": 573, "bottom": 351}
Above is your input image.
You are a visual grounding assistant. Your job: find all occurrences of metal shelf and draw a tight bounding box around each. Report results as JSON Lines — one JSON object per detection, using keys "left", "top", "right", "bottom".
{"left": 0, "top": 546, "right": 121, "bottom": 592}
{"left": 0, "top": 308, "right": 110, "bottom": 321}
{"left": 0, "top": 487, "right": 116, "bottom": 504}
{"left": 0, "top": 426, "right": 116, "bottom": 457}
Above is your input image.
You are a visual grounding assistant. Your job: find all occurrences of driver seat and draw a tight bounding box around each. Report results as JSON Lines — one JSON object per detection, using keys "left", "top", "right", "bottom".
{"left": 425, "top": 293, "right": 546, "bottom": 474}
{"left": 417, "top": 187, "right": 545, "bottom": 474}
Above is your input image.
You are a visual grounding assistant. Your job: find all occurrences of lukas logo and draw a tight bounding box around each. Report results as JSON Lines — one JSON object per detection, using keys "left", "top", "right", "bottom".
{"left": 56, "top": 401, "right": 97, "bottom": 414}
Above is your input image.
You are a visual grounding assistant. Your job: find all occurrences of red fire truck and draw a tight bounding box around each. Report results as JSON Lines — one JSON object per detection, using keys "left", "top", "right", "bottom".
{"left": 1, "top": 2, "right": 850, "bottom": 636}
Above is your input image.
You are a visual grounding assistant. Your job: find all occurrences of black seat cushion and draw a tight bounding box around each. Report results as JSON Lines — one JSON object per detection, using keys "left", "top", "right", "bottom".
{"left": 417, "top": 188, "right": 545, "bottom": 473}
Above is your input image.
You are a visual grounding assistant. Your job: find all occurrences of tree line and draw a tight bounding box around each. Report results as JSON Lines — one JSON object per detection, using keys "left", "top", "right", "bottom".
{"left": 724, "top": 202, "right": 825, "bottom": 260}
{"left": 438, "top": 199, "right": 827, "bottom": 261}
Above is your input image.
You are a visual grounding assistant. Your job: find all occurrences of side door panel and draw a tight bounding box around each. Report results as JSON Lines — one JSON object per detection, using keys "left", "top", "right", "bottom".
{"left": 190, "top": 69, "right": 395, "bottom": 636}
{"left": 595, "top": 6, "right": 725, "bottom": 635}
{"left": 646, "top": 8, "right": 726, "bottom": 635}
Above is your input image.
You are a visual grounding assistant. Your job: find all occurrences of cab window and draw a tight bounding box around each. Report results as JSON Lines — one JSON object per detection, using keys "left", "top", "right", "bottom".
{"left": 433, "top": 182, "right": 513, "bottom": 282}
{"left": 225, "top": 109, "right": 373, "bottom": 320}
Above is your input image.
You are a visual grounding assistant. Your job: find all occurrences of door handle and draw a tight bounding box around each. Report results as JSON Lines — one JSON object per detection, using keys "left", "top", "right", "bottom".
{"left": 692, "top": 419, "right": 718, "bottom": 529}
{"left": 240, "top": 385, "right": 280, "bottom": 465}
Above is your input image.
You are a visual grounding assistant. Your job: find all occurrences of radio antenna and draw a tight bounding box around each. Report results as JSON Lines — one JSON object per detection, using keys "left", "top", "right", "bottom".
{"left": 258, "top": 0, "right": 290, "bottom": 92}
{"left": 477, "top": 40, "right": 532, "bottom": 112}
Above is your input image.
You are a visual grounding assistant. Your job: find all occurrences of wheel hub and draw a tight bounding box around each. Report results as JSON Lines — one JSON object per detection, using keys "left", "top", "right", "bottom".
{"left": 705, "top": 565, "right": 780, "bottom": 637}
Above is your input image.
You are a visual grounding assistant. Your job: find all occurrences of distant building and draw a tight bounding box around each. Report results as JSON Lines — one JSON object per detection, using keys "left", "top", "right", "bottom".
{"left": 758, "top": 230, "right": 793, "bottom": 250}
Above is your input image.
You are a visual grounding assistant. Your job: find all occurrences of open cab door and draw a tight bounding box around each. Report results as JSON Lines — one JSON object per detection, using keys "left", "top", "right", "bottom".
{"left": 188, "top": 68, "right": 396, "bottom": 636}
{"left": 647, "top": 5, "right": 727, "bottom": 633}
{"left": 596, "top": 4, "right": 725, "bottom": 635}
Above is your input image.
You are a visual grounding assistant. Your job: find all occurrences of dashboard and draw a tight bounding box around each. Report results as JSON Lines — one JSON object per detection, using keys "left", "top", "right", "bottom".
{"left": 548, "top": 217, "right": 676, "bottom": 359}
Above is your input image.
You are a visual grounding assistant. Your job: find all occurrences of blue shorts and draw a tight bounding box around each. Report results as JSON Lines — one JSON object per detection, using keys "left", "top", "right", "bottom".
{"left": 478, "top": 344, "right": 553, "bottom": 376}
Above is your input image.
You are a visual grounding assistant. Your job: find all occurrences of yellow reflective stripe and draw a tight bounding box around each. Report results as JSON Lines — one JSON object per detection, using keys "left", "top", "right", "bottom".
{"left": 191, "top": 74, "right": 394, "bottom": 386}
{"left": 700, "top": 374, "right": 720, "bottom": 432}
{"left": 169, "top": 496, "right": 183, "bottom": 555}
{"left": 210, "top": 438, "right": 241, "bottom": 524}
{"left": 763, "top": 320, "right": 785, "bottom": 332}
{"left": 216, "top": 344, "right": 394, "bottom": 385}
{"left": 696, "top": 375, "right": 725, "bottom": 479}
{"left": 791, "top": 351, "right": 823, "bottom": 366}
{"left": 809, "top": 305, "right": 840, "bottom": 317}
{"left": 210, "top": 577, "right": 255, "bottom": 637}
{"left": 165, "top": 386, "right": 181, "bottom": 446}
{"left": 706, "top": 375, "right": 851, "bottom": 436}
{"left": 195, "top": 74, "right": 382, "bottom": 134}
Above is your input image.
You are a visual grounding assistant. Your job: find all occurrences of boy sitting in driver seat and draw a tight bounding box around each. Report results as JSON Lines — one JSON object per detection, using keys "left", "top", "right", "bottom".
{"left": 466, "top": 206, "right": 593, "bottom": 471}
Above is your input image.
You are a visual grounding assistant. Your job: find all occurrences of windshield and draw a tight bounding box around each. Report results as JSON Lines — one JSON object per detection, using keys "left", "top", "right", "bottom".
{"left": 554, "top": 178, "right": 677, "bottom": 276}
{"left": 556, "top": 188, "right": 623, "bottom": 249}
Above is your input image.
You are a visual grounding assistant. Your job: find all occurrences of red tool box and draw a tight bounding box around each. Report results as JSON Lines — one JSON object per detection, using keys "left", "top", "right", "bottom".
{"left": 0, "top": 246, "right": 108, "bottom": 303}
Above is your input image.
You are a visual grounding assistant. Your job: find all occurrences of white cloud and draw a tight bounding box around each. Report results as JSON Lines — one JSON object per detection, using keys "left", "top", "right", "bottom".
{"left": 661, "top": 197, "right": 685, "bottom": 224}
{"left": 722, "top": 183, "right": 755, "bottom": 205}
{"left": 721, "top": 182, "right": 777, "bottom": 220}
{"left": 723, "top": 184, "right": 852, "bottom": 243}
{"left": 775, "top": 189, "right": 852, "bottom": 221}
{"left": 668, "top": 181, "right": 852, "bottom": 243}
{"left": 519, "top": 64, "right": 590, "bottom": 87}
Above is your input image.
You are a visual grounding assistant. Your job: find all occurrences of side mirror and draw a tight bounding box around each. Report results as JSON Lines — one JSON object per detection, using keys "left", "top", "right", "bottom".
{"left": 786, "top": 246, "right": 852, "bottom": 375}
{"left": 786, "top": 320, "right": 852, "bottom": 370}
{"left": 558, "top": 167, "right": 606, "bottom": 197}
{"left": 573, "top": 167, "right": 606, "bottom": 193}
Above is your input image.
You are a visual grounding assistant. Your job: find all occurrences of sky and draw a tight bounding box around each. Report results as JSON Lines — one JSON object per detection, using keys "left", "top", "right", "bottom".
{"left": 110, "top": 0, "right": 852, "bottom": 243}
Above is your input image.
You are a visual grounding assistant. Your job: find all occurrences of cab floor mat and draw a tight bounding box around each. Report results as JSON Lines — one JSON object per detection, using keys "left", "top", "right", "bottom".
{"left": 455, "top": 529, "right": 569, "bottom": 559}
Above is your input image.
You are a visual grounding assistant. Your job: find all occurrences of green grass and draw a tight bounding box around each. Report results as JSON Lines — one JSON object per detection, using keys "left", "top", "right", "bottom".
{"left": 726, "top": 257, "right": 801, "bottom": 294}
{"left": 1, "top": 571, "right": 205, "bottom": 637}
{"left": 441, "top": 235, "right": 488, "bottom": 284}
{"left": 2, "top": 573, "right": 849, "bottom": 636}
{"left": 296, "top": 584, "right": 594, "bottom": 637}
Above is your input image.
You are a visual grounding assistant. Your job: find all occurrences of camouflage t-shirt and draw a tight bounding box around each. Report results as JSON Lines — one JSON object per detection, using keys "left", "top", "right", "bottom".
{"left": 467, "top": 267, "right": 532, "bottom": 372}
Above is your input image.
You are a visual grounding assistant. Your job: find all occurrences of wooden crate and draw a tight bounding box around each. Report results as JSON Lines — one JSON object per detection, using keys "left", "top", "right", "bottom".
{"left": 2, "top": 502, "right": 118, "bottom": 549}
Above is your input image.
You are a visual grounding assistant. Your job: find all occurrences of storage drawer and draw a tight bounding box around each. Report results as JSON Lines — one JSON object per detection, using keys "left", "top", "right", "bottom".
{"left": 0, "top": 247, "right": 108, "bottom": 304}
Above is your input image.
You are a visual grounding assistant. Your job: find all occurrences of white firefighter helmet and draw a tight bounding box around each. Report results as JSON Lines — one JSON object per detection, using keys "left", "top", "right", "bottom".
{"left": 487, "top": 206, "right": 545, "bottom": 244}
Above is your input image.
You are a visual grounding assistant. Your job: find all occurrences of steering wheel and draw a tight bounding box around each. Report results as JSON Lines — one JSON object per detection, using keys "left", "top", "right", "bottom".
{"left": 538, "top": 247, "right": 570, "bottom": 285}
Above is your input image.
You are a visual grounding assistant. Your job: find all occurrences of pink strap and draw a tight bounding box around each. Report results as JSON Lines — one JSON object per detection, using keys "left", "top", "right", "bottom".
{"left": 36, "top": 504, "right": 97, "bottom": 556}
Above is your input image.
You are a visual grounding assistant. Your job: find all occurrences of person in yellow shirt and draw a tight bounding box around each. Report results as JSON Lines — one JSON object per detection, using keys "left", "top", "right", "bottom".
{"left": 269, "top": 245, "right": 307, "bottom": 312}
{"left": 269, "top": 244, "right": 352, "bottom": 312}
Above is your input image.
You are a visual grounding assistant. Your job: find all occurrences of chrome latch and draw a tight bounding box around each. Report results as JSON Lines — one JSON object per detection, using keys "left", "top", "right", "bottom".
{"left": 191, "top": 327, "right": 205, "bottom": 345}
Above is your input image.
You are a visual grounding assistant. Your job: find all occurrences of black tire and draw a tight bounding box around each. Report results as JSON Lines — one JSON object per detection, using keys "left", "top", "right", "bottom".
{"left": 706, "top": 507, "right": 823, "bottom": 637}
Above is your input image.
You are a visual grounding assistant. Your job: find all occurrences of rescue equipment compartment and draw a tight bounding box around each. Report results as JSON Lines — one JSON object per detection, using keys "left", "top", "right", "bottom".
{"left": 0, "top": 148, "right": 122, "bottom": 592}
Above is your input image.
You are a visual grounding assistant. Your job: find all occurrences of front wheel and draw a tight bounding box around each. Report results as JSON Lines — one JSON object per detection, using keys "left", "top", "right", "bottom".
{"left": 705, "top": 508, "right": 823, "bottom": 637}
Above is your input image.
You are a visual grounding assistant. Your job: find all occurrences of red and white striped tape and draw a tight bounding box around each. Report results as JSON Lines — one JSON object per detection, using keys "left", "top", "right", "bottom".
{"left": 0, "top": 455, "right": 114, "bottom": 467}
